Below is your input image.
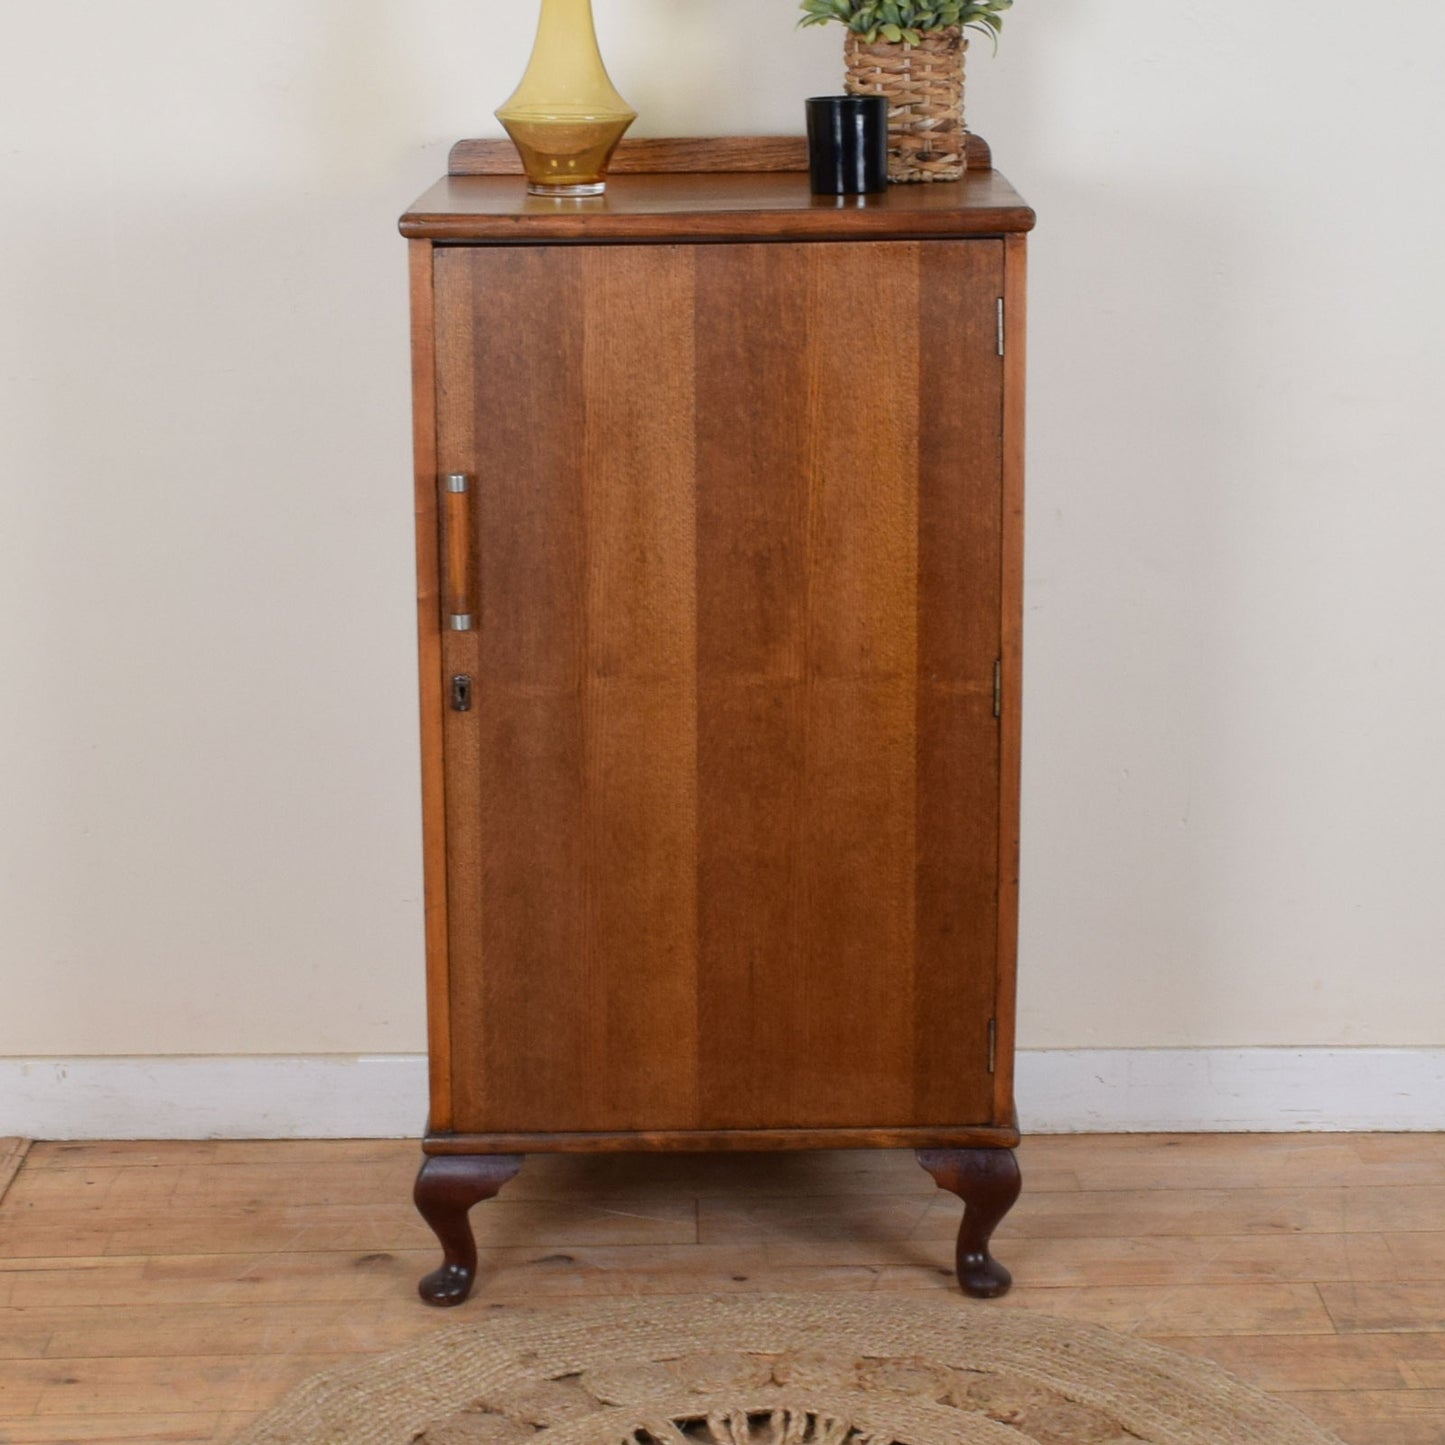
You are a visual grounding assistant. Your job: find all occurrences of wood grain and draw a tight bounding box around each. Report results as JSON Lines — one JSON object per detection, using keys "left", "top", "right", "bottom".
{"left": 577, "top": 247, "right": 699, "bottom": 1131}
{"left": 1281, "top": 1389, "right": 1445, "bottom": 1445}
{"left": 423, "top": 1124, "right": 1022, "bottom": 1155}
{"left": 789, "top": 241, "right": 991, "bottom": 1128}
{"left": 447, "top": 133, "right": 994, "bottom": 177}
{"left": 440, "top": 478, "right": 472, "bottom": 627}
{"left": 993, "top": 231, "right": 1027, "bottom": 1126}
{"left": 20, "top": 1140, "right": 412, "bottom": 1169}
{"left": 431, "top": 238, "right": 1005, "bottom": 1138}
{"left": 437, "top": 244, "right": 585, "bottom": 1131}
{"left": 694, "top": 241, "right": 925, "bottom": 1130}
{"left": 3, "top": 1136, "right": 1445, "bottom": 1444}
{"left": 0, "top": 1415, "right": 227, "bottom": 1442}
{"left": 400, "top": 169, "right": 1034, "bottom": 243}
{"left": 0, "top": 1139, "right": 28, "bottom": 1205}
{"left": 915, "top": 240, "right": 1005, "bottom": 1124}
{"left": 790, "top": 240, "right": 919, "bottom": 1128}
{"left": 436, "top": 246, "right": 699, "bottom": 1133}
{"left": 1319, "top": 1281, "right": 1445, "bottom": 1334}
{"left": 2, "top": 1353, "right": 356, "bottom": 1418}
{"left": 693, "top": 242, "right": 810, "bottom": 1130}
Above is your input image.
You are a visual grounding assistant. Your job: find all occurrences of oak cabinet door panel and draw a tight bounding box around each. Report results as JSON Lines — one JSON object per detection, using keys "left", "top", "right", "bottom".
{"left": 434, "top": 239, "right": 1004, "bottom": 1135}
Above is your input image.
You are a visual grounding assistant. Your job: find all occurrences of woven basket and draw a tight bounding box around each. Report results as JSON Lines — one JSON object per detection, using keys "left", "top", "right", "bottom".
{"left": 844, "top": 28, "right": 968, "bottom": 183}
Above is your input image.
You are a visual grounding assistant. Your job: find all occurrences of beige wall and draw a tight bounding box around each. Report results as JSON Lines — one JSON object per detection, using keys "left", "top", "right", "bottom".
{"left": 1, "top": 1, "right": 1442, "bottom": 1057}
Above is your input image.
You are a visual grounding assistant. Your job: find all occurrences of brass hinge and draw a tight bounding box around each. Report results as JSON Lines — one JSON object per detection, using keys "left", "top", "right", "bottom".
{"left": 997, "top": 298, "right": 1005, "bottom": 357}
{"left": 987, "top": 1018, "right": 997, "bottom": 1074}
{"left": 993, "top": 658, "right": 1003, "bottom": 719}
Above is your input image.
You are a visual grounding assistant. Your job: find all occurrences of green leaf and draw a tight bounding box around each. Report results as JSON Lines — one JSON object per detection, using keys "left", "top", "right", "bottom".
{"left": 797, "top": 0, "right": 1014, "bottom": 42}
{"left": 966, "top": 17, "right": 1001, "bottom": 51}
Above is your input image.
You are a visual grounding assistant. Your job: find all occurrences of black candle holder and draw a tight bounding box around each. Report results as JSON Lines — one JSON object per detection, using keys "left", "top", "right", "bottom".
{"left": 806, "top": 95, "right": 889, "bottom": 196}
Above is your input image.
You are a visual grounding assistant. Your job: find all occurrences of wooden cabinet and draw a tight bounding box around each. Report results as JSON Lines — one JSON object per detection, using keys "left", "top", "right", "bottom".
{"left": 401, "top": 137, "right": 1033, "bottom": 1305}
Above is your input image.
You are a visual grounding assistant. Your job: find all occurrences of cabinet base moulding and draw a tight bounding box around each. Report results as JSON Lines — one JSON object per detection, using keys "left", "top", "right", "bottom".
{"left": 421, "top": 1123, "right": 1021, "bottom": 1155}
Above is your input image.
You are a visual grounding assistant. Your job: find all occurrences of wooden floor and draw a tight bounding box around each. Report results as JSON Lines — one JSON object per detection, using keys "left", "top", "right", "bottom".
{"left": 0, "top": 1134, "right": 1442, "bottom": 1444}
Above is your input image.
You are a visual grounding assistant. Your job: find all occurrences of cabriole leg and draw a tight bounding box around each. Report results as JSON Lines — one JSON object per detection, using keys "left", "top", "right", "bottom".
{"left": 413, "top": 1153, "right": 523, "bottom": 1306}
{"left": 916, "top": 1147, "right": 1022, "bottom": 1298}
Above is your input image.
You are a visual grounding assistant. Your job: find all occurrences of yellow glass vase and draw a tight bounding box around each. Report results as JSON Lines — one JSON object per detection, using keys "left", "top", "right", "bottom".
{"left": 497, "top": 0, "right": 637, "bottom": 197}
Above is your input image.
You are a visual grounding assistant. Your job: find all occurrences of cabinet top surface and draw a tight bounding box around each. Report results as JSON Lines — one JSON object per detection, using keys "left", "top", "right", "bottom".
{"left": 400, "top": 168, "right": 1034, "bottom": 244}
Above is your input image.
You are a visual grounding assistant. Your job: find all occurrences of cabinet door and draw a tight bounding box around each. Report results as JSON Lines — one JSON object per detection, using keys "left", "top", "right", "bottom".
{"left": 435, "top": 239, "right": 1005, "bottom": 1135}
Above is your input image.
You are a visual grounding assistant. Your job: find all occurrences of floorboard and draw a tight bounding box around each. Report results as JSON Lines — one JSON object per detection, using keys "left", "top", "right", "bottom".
{"left": 0, "top": 1140, "right": 28, "bottom": 1205}
{"left": 0, "top": 1134, "right": 1440, "bottom": 1444}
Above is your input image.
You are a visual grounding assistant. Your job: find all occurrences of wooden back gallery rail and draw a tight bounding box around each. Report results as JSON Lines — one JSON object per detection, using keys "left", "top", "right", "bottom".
{"left": 448, "top": 132, "right": 995, "bottom": 175}
{"left": 400, "top": 136, "right": 1033, "bottom": 1306}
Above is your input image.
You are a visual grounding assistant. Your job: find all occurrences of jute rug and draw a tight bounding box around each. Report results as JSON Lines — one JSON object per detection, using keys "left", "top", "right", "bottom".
{"left": 234, "top": 1294, "right": 1341, "bottom": 1444}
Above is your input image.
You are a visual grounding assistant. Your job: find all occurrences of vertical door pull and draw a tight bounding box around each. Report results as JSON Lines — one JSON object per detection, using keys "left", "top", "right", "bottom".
{"left": 442, "top": 473, "right": 473, "bottom": 632}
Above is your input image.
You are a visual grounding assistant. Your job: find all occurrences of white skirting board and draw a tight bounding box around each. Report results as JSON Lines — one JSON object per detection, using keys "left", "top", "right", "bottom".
{"left": 1, "top": 1049, "right": 1442, "bottom": 1140}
